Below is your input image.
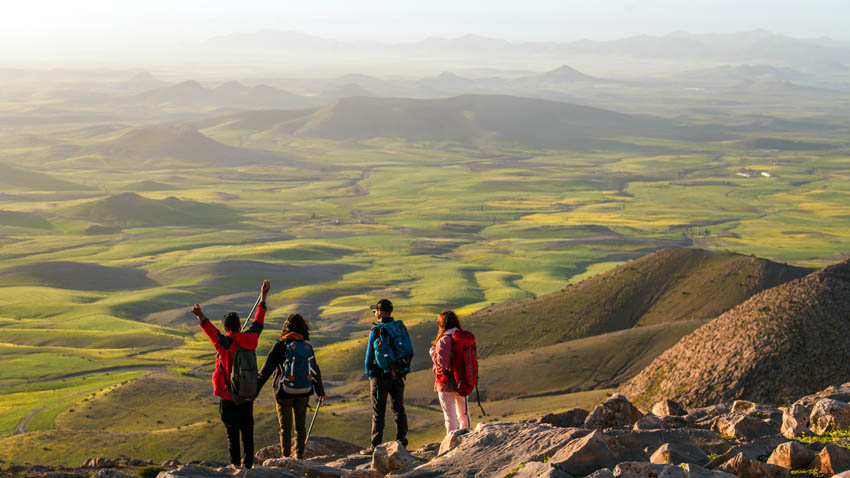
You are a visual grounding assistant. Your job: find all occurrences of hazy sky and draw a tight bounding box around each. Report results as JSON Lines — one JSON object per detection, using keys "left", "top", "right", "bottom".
{"left": 1, "top": 0, "right": 848, "bottom": 62}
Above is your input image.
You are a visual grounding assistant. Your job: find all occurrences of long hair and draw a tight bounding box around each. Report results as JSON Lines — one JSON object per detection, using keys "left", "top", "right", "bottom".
{"left": 280, "top": 313, "right": 310, "bottom": 340}
{"left": 431, "top": 310, "right": 461, "bottom": 346}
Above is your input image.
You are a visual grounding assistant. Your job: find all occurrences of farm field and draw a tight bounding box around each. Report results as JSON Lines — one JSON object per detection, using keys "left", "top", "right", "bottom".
{"left": 0, "top": 72, "right": 849, "bottom": 465}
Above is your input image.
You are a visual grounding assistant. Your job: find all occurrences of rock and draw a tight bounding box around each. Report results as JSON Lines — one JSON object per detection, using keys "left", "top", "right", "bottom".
{"left": 794, "top": 383, "right": 850, "bottom": 408}
{"left": 714, "top": 415, "right": 779, "bottom": 440}
{"left": 155, "top": 465, "right": 235, "bottom": 478}
{"left": 397, "top": 422, "right": 590, "bottom": 477}
{"left": 244, "top": 467, "right": 302, "bottom": 478}
{"left": 765, "top": 441, "right": 814, "bottom": 470}
{"left": 650, "top": 442, "right": 709, "bottom": 466}
{"left": 511, "top": 461, "right": 573, "bottom": 478}
{"left": 162, "top": 460, "right": 182, "bottom": 468}
{"left": 324, "top": 454, "right": 372, "bottom": 470}
{"left": 681, "top": 464, "right": 738, "bottom": 478}
{"left": 550, "top": 430, "right": 620, "bottom": 476}
{"left": 254, "top": 436, "right": 362, "bottom": 462}
{"left": 587, "top": 469, "right": 615, "bottom": 478}
{"left": 585, "top": 394, "right": 645, "bottom": 429}
{"left": 83, "top": 458, "right": 116, "bottom": 468}
{"left": 705, "top": 437, "right": 787, "bottom": 470}
{"left": 731, "top": 401, "right": 777, "bottom": 418}
{"left": 411, "top": 443, "right": 440, "bottom": 461}
{"left": 94, "top": 470, "right": 134, "bottom": 478}
{"left": 371, "top": 441, "right": 420, "bottom": 474}
{"left": 262, "top": 458, "right": 348, "bottom": 477}
{"left": 833, "top": 471, "right": 850, "bottom": 478}
{"left": 533, "top": 409, "right": 590, "bottom": 428}
{"left": 652, "top": 400, "right": 688, "bottom": 417}
{"left": 605, "top": 429, "right": 732, "bottom": 457}
{"left": 780, "top": 404, "right": 811, "bottom": 438}
{"left": 613, "top": 462, "right": 685, "bottom": 478}
{"left": 810, "top": 399, "right": 850, "bottom": 435}
{"left": 812, "top": 443, "right": 850, "bottom": 475}
{"left": 715, "top": 452, "right": 791, "bottom": 478}
{"left": 438, "top": 428, "right": 471, "bottom": 456}
{"left": 634, "top": 415, "right": 664, "bottom": 430}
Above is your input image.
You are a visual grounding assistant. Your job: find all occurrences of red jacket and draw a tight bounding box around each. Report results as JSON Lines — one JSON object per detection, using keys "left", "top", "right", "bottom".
{"left": 200, "top": 303, "right": 266, "bottom": 401}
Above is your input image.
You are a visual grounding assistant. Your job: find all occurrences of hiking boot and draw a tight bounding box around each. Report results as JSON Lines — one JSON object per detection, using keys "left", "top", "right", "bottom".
{"left": 359, "top": 446, "right": 375, "bottom": 455}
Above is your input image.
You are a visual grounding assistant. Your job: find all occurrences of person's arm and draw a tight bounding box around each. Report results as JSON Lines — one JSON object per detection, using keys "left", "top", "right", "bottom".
{"left": 312, "top": 358, "right": 328, "bottom": 400}
{"left": 192, "top": 304, "right": 224, "bottom": 350}
{"left": 364, "top": 328, "right": 376, "bottom": 378}
{"left": 244, "top": 280, "right": 270, "bottom": 335}
{"left": 257, "top": 340, "right": 283, "bottom": 395}
{"left": 434, "top": 335, "right": 453, "bottom": 370}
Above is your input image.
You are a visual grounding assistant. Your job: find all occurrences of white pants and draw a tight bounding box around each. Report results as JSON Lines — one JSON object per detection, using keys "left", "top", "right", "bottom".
{"left": 438, "top": 391, "right": 471, "bottom": 432}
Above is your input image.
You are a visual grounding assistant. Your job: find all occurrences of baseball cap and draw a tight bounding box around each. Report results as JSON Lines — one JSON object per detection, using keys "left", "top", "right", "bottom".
{"left": 370, "top": 298, "right": 393, "bottom": 312}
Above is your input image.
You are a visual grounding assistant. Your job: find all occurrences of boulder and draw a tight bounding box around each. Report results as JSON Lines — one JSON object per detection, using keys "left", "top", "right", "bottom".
{"left": 371, "top": 441, "right": 420, "bottom": 474}
{"left": 83, "top": 458, "right": 116, "bottom": 468}
{"left": 652, "top": 400, "right": 688, "bottom": 417}
{"left": 512, "top": 461, "right": 573, "bottom": 478}
{"left": 613, "top": 462, "right": 685, "bottom": 478}
{"left": 549, "top": 430, "right": 621, "bottom": 476}
{"left": 649, "top": 442, "right": 709, "bottom": 466}
{"left": 794, "top": 383, "right": 850, "bottom": 408}
{"left": 324, "top": 454, "right": 373, "bottom": 470}
{"left": 765, "top": 441, "right": 814, "bottom": 470}
{"left": 731, "top": 401, "right": 777, "bottom": 418}
{"left": 154, "top": 465, "right": 234, "bottom": 478}
{"left": 396, "top": 422, "right": 589, "bottom": 477}
{"left": 533, "top": 408, "right": 590, "bottom": 428}
{"left": 634, "top": 415, "right": 664, "bottom": 430}
{"left": 681, "top": 464, "right": 738, "bottom": 478}
{"left": 714, "top": 415, "right": 779, "bottom": 440}
{"left": 254, "top": 436, "right": 362, "bottom": 462}
{"left": 587, "top": 470, "right": 615, "bottom": 478}
{"left": 93, "top": 471, "right": 133, "bottom": 478}
{"left": 809, "top": 399, "right": 850, "bottom": 435}
{"left": 162, "top": 460, "right": 182, "bottom": 468}
{"left": 585, "top": 394, "right": 645, "bottom": 429}
{"left": 604, "top": 429, "right": 732, "bottom": 457}
{"left": 780, "top": 404, "right": 812, "bottom": 438}
{"left": 438, "top": 428, "right": 471, "bottom": 456}
{"left": 705, "top": 437, "right": 787, "bottom": 470}
{"left": 411, "top": 443, "right": 440, "bottom": 461}
{"left": 811, "top": 443, "right": 850, "bottom": 475}
{"left": 715, "top": 452, "right": 791, "bottom": 478}
{"left": 262, "top": 458, "right": 347, "bottom": 478}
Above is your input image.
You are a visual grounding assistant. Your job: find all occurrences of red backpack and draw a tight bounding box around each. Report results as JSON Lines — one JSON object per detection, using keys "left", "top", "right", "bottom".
{"left": 450, "top": 330, "right": 478, "bottom": 397}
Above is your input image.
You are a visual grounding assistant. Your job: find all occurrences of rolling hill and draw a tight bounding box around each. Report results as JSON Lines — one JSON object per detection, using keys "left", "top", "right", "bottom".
{"left": 0, "top": 261, "right": 156, "bottom": 291}
{"left": 124, "top": 80, "right": 318, "bottom": 110}
{"left": 0, "top": 163, "right": 85, "bottom": 191}
{"left": 200, "top": 95, "right": 715, "bottom": 147}
{"left": 60, "top": 192, "right": 239, "bottom": 228}
{"left": 620, "top": 256, "right": 850, "bottom": 408}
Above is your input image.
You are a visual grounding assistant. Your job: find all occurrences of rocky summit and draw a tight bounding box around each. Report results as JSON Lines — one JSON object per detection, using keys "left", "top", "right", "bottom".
{"left": 619, "top": 257, "right": 850, "bottom": 408}
{"left": 11, "top": 384, "right": 850, "bottom": 478}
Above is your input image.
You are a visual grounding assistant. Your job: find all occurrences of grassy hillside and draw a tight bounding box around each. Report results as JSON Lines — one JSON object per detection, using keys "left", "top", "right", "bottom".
{"left": 0, "top": 163, "right": 85, "bottom": 191}
{"left": 0, "top": 261, "right": 156, "bottom": 290}
{"left": 60, "top": 192, "right": 239, "bottom": 227}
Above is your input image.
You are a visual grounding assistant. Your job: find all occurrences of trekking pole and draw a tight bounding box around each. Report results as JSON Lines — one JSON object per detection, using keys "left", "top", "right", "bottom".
{"left": 240, "top": 290, "right": 264, "bottom": 333}
{"left": 304, "top": 396, "right": 324, "bottom": 447}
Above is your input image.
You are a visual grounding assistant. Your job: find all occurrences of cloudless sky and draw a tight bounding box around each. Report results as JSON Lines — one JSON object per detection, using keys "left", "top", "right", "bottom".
{"left": 1, "top": 0, "right": 848, "bottom": 62}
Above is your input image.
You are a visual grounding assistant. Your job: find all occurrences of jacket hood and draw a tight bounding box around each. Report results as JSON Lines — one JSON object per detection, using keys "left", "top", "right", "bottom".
{"left": 280, "top": 331, "right": 305, "bottom": 341}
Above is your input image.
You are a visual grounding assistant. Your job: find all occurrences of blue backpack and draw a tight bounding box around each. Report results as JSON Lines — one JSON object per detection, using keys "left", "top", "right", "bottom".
{"left": 373, "top": 320, "right": 414, "bottom": 377}
{"left": 281, "top": 341, "right": 317, "bottom": 394}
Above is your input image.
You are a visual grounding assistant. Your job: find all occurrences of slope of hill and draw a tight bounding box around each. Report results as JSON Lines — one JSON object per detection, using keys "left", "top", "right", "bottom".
{"left": 463, "top": 248, "right": 812, "bottom": 357}
{"left": 620, "top": 256, "right": 850, "bottom": 408}
{"left": 218, "top": 94, "right": 700, "bottom": 147}
{"left": 60, "top": 192, "right": 238, "bottom": 227}
{"left": 0, "top": 211, "right": 52, "bottom": 229}
{"left": 126, "top": 80, "right": 317, "bottom": 110}
{"left": 0, "top": 163, "right": 85, "bottom": 191}
{"left": 0, "top": 262, "right": 156, "bottom": 291}
{"left": 91, "top": 124, "right": 295, "bottom": 167}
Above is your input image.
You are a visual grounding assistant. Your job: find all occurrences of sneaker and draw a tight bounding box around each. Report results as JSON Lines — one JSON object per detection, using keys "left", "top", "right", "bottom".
{"left": 359, "top": 446, "right": 375, "bottom": 455}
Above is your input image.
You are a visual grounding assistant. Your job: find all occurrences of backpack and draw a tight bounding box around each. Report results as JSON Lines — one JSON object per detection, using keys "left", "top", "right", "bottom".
{"left": 449, "top": 330, "right": 478, "bottom": 397}
{"left": 373, "top": 320, "right": 414, "bottom": 377}
{"left": 223, "top": 343, "right": 258, "bottom": 405}
{"left": 281, "top": 341, "right": 317, "bottom": 394}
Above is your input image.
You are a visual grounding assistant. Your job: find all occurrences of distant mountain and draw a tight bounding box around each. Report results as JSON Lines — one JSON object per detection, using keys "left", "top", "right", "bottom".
{"left": 202, "top": 94, "right": 698, "bottom": 148}
{"left": 61, "top": 192, "right": 238, "bottom": 228}
{"left": 532, "top": 65, "right": 595, "bottom": 82}
{"left": 124, "top": 80, "right": 317, "bottom": 110}
{"left": 90, "top": 123, "right": 297, "bottom": 167}
{"left": 674, "top": 64, "right": 814, "bottom": 84}
{"left": 620, "top": 257, "right": 850, "bottom": 408}
{"left": 126, "top": 71, "right": 169, "bottom": 91}
{"left": 319, "top": 83, "right": 377, "bottom": 100}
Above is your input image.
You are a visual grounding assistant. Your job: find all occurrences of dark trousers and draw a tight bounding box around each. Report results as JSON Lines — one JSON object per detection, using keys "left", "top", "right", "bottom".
{"left": 370, "top": 376, "right": 408, "bottom": 447}
{"left": 276, "top": 396, "right": 309, "bottom": 458}
{"left": 219, "top": 398, "right": 254, "bottom": 468}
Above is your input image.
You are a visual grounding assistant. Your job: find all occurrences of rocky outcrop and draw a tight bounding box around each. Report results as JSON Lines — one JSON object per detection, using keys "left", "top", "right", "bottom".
{"left": 766, "top": 441, "right": 814, "bottom": 470}
{"left": 652, "top": 400, "right": 688, "bottom": 417}
{"left": 254, "top": 436, "right": 362, "bottom": 462}
{"left": 650, "top": 443, "right": 709, "bottom": 466}
{"left": 371, "top": 442, "right": 420, "bottom": 474}
{"left": 812, "top": 443, "right": 850, "bottom": 475}
{"left": 715, "top": 453, "right": 790, "bottom": 478}
{"left": 809, "top": 399, "right": 850, "bottom": 435}
{"left": 585, "top": 394, "right": 645, "bottom": 429}
{"left": 531, "top": 408, "right": 590, "bottom": 428}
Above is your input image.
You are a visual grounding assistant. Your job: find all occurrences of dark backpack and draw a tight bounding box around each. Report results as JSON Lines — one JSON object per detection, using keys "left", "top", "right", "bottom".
{"left": 373, "top": 320, "right": 414, "bottom": 377}
{"left": 223, "top": 343, "right": 258, "bottom": 404}
{"left": 281, "top": 341, "right": 317, "bottom": 394}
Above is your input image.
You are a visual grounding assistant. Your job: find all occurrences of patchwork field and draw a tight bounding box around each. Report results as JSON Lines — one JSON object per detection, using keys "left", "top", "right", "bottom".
{"left": 1, "top": 78, "right": 849, "bottom": 465}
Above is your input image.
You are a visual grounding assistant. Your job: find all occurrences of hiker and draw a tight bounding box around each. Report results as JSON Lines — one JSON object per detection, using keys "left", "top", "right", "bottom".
{"left": 257, "top": 313, "right": 328, "bottom": 460}
{"left": 361, "top": 298, "right": 413, "bottom": 454}
{"left": 429, "top": 310, "right": 472, "bottom": 433}
{"left": 190, "top": 279, "right": 270, "bottom": 469}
